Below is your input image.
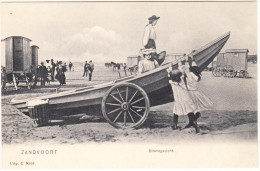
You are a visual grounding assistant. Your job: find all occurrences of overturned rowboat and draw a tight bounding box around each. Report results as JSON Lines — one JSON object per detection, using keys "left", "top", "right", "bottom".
{"left": 11, "top": 32, "right": 230, "bottom": 128}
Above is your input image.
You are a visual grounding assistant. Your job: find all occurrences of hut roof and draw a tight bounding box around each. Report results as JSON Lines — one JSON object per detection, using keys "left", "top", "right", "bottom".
{"left": 225, "top": 49, "right": 249, "bottom": 53}
{"left": 31, "top": 45, "right": 40, "bottom": 48}
{"left": 1, "top": 36, "right": 32, "bottom": 42}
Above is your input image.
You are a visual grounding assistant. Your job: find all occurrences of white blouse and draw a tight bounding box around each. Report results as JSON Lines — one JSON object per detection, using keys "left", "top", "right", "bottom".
{"left": 143, "top": 24, "right": 156, "bottom": 46}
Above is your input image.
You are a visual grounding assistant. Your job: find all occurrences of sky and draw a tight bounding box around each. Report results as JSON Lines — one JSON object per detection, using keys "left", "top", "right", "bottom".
{"left": 1, "top": 1, "right": 257, "bottom": 63}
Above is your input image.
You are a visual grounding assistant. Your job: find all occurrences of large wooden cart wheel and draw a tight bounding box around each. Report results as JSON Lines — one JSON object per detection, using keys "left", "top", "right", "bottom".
{"left": 102, "top": 83, "right": 150, "bottom": 129}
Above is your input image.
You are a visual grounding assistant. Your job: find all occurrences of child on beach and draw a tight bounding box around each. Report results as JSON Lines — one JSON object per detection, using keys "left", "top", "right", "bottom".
{"left": 182, "top": 56, "right": 213, "bottom": 130}
{"left": 167, "top": 63, "right": 197, "bottom": 131}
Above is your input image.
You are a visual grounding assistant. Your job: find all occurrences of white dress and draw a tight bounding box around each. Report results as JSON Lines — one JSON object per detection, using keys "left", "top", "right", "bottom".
{"left": 169, "top": 77, "right": 197, "bottom": 116}
{"left": 185, "top": 70, "right": 213, "bottom": 112}
{"left": 138, "top": 59, "right": 159, "bottom": 73}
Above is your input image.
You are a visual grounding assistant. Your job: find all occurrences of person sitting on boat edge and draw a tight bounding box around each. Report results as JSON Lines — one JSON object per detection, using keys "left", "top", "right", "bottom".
{"left": 138, "top": 48, "right": 159, "bottom": 74}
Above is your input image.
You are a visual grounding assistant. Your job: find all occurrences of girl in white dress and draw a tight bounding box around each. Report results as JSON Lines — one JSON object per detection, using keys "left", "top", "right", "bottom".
{"left": 167, "top": 64, "right": 197, "bottom": 131}
{"left": 182, "top": 57, "right": 213, "bottom": 130}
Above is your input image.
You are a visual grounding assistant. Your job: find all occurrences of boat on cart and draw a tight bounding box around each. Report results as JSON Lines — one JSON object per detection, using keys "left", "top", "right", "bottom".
{"left": 11, "top": 32, "right": 230, "bottom": 129}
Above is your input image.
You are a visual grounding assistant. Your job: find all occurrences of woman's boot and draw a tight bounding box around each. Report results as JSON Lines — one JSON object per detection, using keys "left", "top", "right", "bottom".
{"left": 171, "top": 114, "right": 179, "bottom": 130}
{"left": 184, "top": 113, "right": 194, "bottom": 128}
{"left": 191, "top": 113, "right": 200, "bottom": 134}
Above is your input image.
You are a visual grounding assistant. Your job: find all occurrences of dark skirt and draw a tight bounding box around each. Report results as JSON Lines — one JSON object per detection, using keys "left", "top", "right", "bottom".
{"left": 58, "top": 74, "right": 66, "bottom": 84}
{"left": 145, "top": 39, "right": 156, "bottom": 49}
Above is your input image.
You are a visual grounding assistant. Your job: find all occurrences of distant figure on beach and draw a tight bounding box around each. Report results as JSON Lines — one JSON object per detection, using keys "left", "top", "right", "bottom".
{"left": 51, "top": 59, "right": 56, "bottom": 81}
{"left": 38, "top": 62, "right": 49, "bottom": 86}
{"left": 69, "top": 62, "right": 73, "bottom": 72}
{"left": 88, "top": 60, "right": 94, "bottom": 81}
{"left": 123, "top": 63, "right": 127, "bottom": 76}
{"left": 56, "top": 64, "right": 66, "bottom": 85}
{"left": 138, "top": 49, "right": 159, "bottom": 74}
{"left": 63, "top": 62, "right": 67, "bottom": 72}
{"left": 123, "top": 63, "right": 126, "bottom": 70}
{"left": 83, "top": 61, "right": 89, "bottom": 77}
{"left": 116, "top": 63, "right": 120, "bottom": 71}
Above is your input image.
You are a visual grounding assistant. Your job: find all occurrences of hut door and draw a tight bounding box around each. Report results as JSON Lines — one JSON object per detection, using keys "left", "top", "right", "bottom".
{"left": 13, "top": 51, "right": 23, "bottom": 71}
{"left": 13, "top": 38, "right": 24, "bottom": 71}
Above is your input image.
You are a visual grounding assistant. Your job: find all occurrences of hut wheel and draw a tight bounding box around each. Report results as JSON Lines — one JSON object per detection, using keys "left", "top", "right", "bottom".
{"left": 224, "top": 65, "right": 236, "bottom": 78}
{"left": 102, "top": 83, "right": 150, "bottom": 129}
{"left": 212, "top": 66, "right": 223, "bottom": 77}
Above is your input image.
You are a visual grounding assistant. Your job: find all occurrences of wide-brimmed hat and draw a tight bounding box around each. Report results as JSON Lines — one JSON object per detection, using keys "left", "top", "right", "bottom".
{"left": 140, "top": 48, "right": 156, "bottom": 55}
{"left": 148, "top": 15, "right": 160, "bottom": 21}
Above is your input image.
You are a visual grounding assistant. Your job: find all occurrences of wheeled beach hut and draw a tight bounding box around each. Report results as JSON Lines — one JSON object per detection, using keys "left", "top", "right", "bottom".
{"left": 127, "top": 56, "right": 142, "bottom": 73}
{"left": 1, "top": 36, "right": 38, "bottom": 90}
{"left": 212, "top": 49, "right": 249, "bottom": 78}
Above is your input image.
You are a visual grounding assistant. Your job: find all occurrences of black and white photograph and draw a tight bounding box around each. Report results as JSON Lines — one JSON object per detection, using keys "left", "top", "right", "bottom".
{"left": 1, "top": 0, "right": 258, "bottom": 169}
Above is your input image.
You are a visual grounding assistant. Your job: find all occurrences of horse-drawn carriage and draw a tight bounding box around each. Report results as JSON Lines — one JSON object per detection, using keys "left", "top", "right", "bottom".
{"left": 1, "top": 36, "right": 40, "bottom": 91}
{"left": 212, "top": 49, "right": 249, "bottom": 78}
{"left": 11, "top": 32, "right": 230, "bottom": 129}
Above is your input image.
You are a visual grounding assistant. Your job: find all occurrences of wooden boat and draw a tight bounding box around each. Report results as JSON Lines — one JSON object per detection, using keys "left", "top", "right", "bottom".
{"left": 11, "top": 32, "right": 230, "bottom": 128}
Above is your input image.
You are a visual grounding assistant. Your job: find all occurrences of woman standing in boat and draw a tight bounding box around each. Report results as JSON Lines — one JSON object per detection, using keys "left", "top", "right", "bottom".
{"left": 183, "top": 56, "right": 213, "bottom": 130}
{"left": 142, "top": 15, "right": 166, "bottom": 65}
{"left": 143, "top": 15, "right": 160, "bottom": 50}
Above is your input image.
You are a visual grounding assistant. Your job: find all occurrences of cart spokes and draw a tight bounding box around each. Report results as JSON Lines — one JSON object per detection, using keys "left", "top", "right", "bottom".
{"left": 102, "top": 82, "right": 150, "bottom": 129}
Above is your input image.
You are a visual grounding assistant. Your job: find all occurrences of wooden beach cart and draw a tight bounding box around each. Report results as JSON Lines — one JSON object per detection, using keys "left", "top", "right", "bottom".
{"left": 11, "top": 32, "right": 230, "bottom": 129}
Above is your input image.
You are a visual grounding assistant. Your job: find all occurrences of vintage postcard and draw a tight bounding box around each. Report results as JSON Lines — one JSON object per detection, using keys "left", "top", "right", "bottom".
{"left": 1, "top": 0, "right": 258, "bottom": 169}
